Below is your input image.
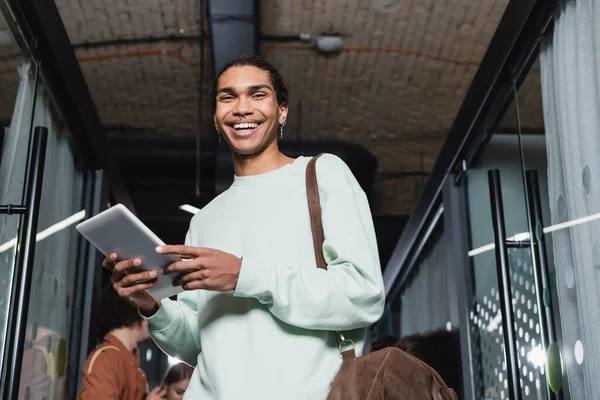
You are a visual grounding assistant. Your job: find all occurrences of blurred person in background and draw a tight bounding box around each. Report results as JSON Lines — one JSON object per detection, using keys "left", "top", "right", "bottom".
{"left": 396, "top": 329, "right": 463, "bottom": 399}
{"left": 368, "top": 334, "right": 398, "bottom": 353}
{"left": 161, "top": 363, "right": 194, "bottom": 400}
{"left": 77, "top": 284, "right": 165, "bottom": 400}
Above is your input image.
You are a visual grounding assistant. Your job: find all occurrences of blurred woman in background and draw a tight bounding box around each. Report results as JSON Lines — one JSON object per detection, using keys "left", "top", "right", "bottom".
{"left": 161, "top": 363, "right": 193, "bottom": 400}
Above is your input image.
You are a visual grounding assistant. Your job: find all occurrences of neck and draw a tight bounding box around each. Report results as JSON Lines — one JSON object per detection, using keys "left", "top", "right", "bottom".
{"left": 232, "top": 141, "right": 294, "bottom": 176}
{"left": 109, "top": 328, "right": 138, "bottom": 352}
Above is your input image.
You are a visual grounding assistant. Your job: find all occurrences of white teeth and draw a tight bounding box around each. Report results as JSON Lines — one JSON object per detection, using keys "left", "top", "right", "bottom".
{"left": 233, "top": 122, "right": 259, "bottom": 130}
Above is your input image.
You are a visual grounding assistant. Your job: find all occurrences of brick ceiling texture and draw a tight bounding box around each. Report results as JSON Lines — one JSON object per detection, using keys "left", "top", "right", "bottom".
{"left": 2, "top": 1, "right": 545, "bottom": 215}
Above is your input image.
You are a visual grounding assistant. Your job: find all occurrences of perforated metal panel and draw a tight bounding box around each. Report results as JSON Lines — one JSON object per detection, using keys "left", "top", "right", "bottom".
{"left": 470, "top": 248, "right": 549, "bottom": 399}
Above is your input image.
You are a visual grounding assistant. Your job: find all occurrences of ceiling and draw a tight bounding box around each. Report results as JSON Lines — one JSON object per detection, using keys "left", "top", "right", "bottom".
{"left": 0, "top": 0, "right": 546, "bottom": 216}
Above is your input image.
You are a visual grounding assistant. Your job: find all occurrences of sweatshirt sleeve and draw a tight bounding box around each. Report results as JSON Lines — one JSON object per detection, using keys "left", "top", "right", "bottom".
{"left": 144, "top": 229, "right": 202, "bottom": 366}
{"left": 233, "top": 154, "right": 385, "bottom": 331}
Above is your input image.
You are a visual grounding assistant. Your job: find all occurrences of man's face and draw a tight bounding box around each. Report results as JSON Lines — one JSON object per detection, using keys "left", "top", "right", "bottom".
{"left": 214, "top": 66, "right": 288, "bottom": 156}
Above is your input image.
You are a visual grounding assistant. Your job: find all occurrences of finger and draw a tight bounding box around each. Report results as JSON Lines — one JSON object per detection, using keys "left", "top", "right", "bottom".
{"left": 114, "top": 258, "right": 143, "bottom": 273}
{"left": 173, "top": 270, "right": 208, "bottom": 287}
{"left": 159, "top": 389, "right": 167, "bottom": 396}
{"left": 162, "top": 258, "right": 203, "bottom": 275}
{"left": 102, "top": 253, "right": 118, "bottom": 270}
{"left": 182, "top": 279, "right": 207, "bottom": 291}
{"left": 118, "top": 270, "right": 158, "bottom": 287}
{"left": 156, "top": 245, "right": 206, "bottom": 257}
{"left": 111, "top": 268, "right": 124, "bottom": 284}
{"left": 114, "top": 279, "right": 159, "bottom": 297}
{"left": 150, "top": 387, "right": 161, "bottom": 394}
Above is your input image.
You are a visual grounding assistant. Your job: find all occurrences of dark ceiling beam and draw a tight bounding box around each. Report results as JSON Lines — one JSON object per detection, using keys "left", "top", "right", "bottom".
{"left": 5, "top": 0, "right": 135, "bottom": 212}
{"left": 207, "top": 0, "right": 260, "bottom": 72}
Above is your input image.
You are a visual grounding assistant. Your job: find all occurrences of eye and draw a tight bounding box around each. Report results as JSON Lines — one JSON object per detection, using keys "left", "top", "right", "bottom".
{"left": 219, "top": 95, "right": 234, "bottom": 102}
{"left": 252, "top": 92, "right": 267, "bottom": 99}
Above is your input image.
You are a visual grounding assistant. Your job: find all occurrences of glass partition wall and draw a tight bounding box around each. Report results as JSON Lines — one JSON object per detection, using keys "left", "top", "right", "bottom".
{"left": 383, "top": 2, "right": 600, "bottom": 399}
{"left": 0, "top": 7, "right": 97, "bottom": 400}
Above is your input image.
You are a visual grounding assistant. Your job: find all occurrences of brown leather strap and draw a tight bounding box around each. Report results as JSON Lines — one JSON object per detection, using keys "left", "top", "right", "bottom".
{"left": 306, "top": 154, "right": 348, "bottom": 347}
{"left": 305, "top": 153, "right": 327, "bottom": 270}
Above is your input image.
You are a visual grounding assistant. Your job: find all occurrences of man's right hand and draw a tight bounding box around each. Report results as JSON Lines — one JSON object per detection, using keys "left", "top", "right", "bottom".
{"left": 102, "top": 253, "right": 161, "bottom": 316}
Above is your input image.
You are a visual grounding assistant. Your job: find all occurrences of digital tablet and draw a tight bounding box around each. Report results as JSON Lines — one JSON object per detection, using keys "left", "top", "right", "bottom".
{"left": 76, "top": 203, "right": 184, "bottom": 299}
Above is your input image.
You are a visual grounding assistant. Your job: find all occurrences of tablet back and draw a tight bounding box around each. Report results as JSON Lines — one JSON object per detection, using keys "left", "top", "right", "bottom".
{"left": 76, "top": 204, "right": 184, "bottom": 299}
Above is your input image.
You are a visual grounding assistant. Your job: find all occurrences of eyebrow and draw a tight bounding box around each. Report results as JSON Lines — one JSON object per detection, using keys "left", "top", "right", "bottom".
{"left": 216, "top": 84, "right": 273, "bottom": 96}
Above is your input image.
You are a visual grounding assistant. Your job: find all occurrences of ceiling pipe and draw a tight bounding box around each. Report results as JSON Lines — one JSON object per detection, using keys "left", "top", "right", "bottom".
{"left": 207, "top": 0, "right": 259, "bottom": 72}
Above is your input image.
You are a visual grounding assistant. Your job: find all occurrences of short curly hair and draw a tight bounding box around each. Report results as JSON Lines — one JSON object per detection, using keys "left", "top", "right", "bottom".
{"left": 92, "top": 284, "right": 145, "bottom": 345}
{"left": 210, "top": 54, "right": 289, "bottom": 114}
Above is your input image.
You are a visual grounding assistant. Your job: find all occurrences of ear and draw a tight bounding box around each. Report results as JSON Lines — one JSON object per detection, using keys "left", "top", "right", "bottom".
{"left": 278, "top": 103, "right": 289, "bottom": 125}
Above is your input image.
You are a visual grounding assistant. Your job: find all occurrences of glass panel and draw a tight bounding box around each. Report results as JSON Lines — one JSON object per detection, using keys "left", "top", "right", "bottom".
{"left": 385, "top": 222, "right": 466, "bottom": 398}
{"left": 0, "top": 15, "right": 22, "bottom": 133}
{"left": 526, "top": 14, "right": 600, "bottom": 397}
{"left": 0, "top": 15, "right": 30, "bottom": 367}
{"left": 15, "top": 88, "right": 86, "bottom": 399}
{"left": 463, "top": 54, "right": 552, "bottom": 398}
{"left": 0, "top": 54, "right": 38, "bottom": 377}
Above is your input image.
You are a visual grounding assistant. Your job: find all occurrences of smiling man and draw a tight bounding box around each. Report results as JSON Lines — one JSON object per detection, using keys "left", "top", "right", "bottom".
{"left": 104, "top": 55, "right": 385, "bottom": 399}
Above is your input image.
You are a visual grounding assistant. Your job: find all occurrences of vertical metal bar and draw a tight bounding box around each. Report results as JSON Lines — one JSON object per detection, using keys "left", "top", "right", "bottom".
{"left": 488, "top": 169, "right": 522, "bottom": 400}
{"left": 526, "top": 170, "right": 562, "bottom": 399}
{"left": 74, "top": 170, "right": 107, "bottom": 397}
{"left": 443, "top": 177, "right": 476, "bottom": 400}
{"left": 526, "top": 170, "right": 557, "bottom": 344}
{"left": 67, "top": 169, "right": 93, "bottom": 399}
{"left": 2, "top": 126, "right": 48, "bottom": 400}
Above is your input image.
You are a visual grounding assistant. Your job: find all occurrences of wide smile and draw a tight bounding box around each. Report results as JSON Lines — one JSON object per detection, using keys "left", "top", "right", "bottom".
{"left": 227, "top": 121, "right": 264, "bottom": 137}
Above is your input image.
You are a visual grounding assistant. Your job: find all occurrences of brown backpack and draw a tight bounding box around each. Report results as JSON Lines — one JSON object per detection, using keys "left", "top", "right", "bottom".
{"left": 305, "top": 154, "right": 458, "bottom": 400}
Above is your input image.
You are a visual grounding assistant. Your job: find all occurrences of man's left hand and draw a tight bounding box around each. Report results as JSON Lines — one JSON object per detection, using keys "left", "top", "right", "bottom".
{"left": 157, "top": 245, "right": 242, "bottom": 292}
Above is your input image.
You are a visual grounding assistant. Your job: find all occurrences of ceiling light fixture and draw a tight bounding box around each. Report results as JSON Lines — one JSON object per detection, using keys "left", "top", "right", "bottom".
{"left": 299, "top": 33, "right": 344, "bottom": 55}
{"left": 179, "top": 204, "right": 200, "bottom": 215}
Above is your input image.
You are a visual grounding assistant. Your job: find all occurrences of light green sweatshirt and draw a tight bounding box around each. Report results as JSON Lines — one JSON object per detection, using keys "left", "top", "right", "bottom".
{"left": 145, "top": 154, "right": 385, "bottom": 399}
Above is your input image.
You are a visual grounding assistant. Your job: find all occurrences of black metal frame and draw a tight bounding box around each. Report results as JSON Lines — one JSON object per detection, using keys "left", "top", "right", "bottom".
{"left": 1, "top": 127, "right": 48, "bottom": 400}
{"left": 442, "top": 177, "right": 476, "bottom": 400}
{"left": 0, "top": 127, "right": 4, "bottom": 167}
{"left": 383, "top": 0, "right": 559, "bottom": 297}
{"left": 65, "top": 169, "right": 100, "bottom": 399}
{"left": 488, "top": 170, "right": 522, "bottom": 400}
{"left": 5, "top": 0, "right": 134, "bottom": 211}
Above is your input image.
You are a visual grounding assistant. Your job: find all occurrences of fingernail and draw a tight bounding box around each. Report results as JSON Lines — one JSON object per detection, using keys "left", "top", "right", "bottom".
{"left": 134, "top": 258, "right": 142, "bottom": 266}
{"left": 110, "top": 253, "right": 117, "bottom": 260}
{"left": 155, "top": 246, "right": 163, "bottom": 253}
{"left": 149, "top": 271, "right": 157, "bottom": 278}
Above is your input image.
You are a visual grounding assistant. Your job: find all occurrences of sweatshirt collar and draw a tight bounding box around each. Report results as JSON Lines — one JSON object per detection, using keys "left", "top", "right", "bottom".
{"left": 232, "top": 156, "right": 305, "bottom": 186}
